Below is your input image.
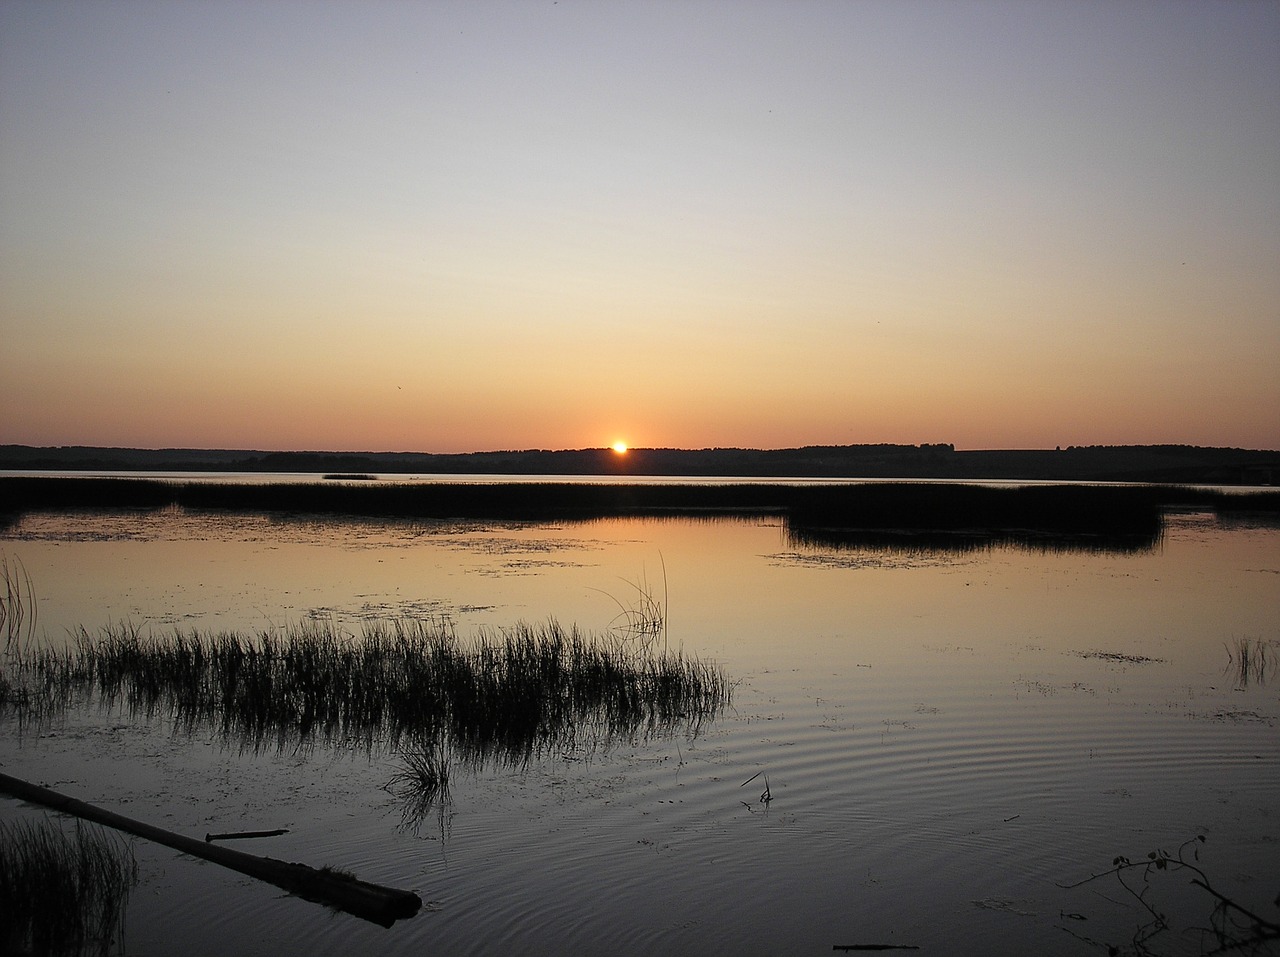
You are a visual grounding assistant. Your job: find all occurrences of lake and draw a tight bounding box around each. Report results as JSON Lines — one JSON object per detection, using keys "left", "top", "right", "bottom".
{"left": 1, "top": 487, "right": 1277, "bottom": 956}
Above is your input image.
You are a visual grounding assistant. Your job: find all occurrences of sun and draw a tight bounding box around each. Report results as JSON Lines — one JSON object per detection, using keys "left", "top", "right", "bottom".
{"left": 611, "top": 441, "right": 629, "bottom": 454}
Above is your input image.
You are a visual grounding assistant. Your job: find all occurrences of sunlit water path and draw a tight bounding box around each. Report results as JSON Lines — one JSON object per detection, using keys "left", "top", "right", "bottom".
{"left": 2, "top": 503, "right": 1277, "bottom": 956}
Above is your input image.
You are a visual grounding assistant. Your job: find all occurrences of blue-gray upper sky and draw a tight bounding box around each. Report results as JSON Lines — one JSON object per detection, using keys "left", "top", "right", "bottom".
{"left": 2, "top": 0, "right": 1277, "bottom": 451}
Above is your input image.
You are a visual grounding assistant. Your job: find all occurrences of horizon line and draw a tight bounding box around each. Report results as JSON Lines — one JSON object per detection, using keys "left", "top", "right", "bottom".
{"left": 4, "top": 441, "right": 1279, "bottom": 456}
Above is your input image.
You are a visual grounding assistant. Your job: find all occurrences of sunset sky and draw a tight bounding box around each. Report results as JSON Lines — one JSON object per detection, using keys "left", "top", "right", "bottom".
{"left": 2, "top": 0, "right": 1277, "bottom": 453}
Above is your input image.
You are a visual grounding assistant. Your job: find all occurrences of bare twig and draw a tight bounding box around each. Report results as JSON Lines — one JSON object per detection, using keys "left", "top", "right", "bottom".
{"left": 1058, "top": 835, "right": 1280, "bottom": 955}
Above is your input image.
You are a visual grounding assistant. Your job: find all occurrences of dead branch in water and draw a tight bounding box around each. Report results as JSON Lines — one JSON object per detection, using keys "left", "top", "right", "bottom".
{"left": 1057, "top": 835, "right": 1280, "bottom": 955}
{"left": 0, "top": 772, "right": 420, "bottom": 928}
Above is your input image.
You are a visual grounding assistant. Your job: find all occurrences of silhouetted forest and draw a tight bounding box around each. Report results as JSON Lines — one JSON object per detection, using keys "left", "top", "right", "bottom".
{"left": 1, "top": 443, "right": 1276, "bottom": 484}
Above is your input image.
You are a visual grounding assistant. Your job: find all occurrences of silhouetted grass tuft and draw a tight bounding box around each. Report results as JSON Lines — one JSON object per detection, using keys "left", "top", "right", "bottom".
{"left": 388, "top": 735, "right": 454, "bottom": 834}
{"left": 0, "top": 818, "right": 139, "bottom": 957}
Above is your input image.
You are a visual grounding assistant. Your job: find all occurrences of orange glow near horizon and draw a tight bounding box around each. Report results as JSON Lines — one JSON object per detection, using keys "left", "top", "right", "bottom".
{"left": 1, "top": 4, "right": 1277, "bottom": 454}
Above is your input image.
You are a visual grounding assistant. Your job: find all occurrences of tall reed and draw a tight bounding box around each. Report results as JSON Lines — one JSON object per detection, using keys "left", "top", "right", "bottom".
{"left": 593, "top": 559, "right": 669, "bottom": 656}
{"left": 1, "top": 554, "right": 37, "bottom": 653}
{"left": 1226, "top": 636, "right": 1272, "bottom": 688}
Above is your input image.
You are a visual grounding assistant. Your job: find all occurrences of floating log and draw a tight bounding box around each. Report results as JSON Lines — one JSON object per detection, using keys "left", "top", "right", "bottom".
{"left": 0, "top": 771, "right": 421, "bottom": 927}
{"left": 205, "top": 828, "right": 289, "bottom": 842}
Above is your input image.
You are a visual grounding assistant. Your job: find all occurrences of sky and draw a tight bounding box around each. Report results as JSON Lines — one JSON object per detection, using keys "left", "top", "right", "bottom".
{"left": 1, "top": 0, "right": 1277, "bottom": 453}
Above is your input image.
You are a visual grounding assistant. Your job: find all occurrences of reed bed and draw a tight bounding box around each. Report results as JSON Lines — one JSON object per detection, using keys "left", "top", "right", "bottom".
{"left": 2, "top": 619, "right": 732, "bottom": 765}
{"left": 0, "top": 818, "right": 138, "bottom": 957}
{"left": 783, "top": 524, "right": 1163, "bottom": 554}
{"left": 785, "top": 482, "right": 1172, "bottom": 535}
{"left": 7, "top": 475, "right": 1277, "bottom": 556}
{"left": 9, "top": 475, "right": 1272, "bottom": 528}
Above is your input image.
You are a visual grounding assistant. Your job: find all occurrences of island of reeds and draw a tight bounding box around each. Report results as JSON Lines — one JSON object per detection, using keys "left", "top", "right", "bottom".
{"left": 5, "top": 475, "right": 1276, "bottom": 552}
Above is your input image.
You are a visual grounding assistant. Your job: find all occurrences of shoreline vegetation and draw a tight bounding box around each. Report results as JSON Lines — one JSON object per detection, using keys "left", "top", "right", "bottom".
{"left": 1, "top": 476, "right": 1277, "bottom": 553}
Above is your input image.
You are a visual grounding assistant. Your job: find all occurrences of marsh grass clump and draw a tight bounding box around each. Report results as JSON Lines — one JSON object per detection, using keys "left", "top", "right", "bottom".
{"left": 391, "top": 740, "right": 451, "bottom": 807}
{"left": 388, "top": 735, "right": 454, "bottom": 835}
{"left": 2, "top": 619, "right": 732, "bottom": 766}
{"left": 0, "top": 818, "right": 139, "bottom": 957}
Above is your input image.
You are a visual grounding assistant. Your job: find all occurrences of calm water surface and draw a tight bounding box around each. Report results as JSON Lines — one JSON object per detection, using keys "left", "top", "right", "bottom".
{"left": 1, "top": 502, "right": 1277, "bottom": 956}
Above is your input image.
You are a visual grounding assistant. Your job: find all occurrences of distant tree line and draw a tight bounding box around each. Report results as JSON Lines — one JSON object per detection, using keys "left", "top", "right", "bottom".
{"left": 0, "top": 442, "right": 1275, "bottom": 484}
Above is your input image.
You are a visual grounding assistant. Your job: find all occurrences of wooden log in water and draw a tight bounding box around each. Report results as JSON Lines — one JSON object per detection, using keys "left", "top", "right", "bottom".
{"left": 0, "top": 771, "right": 421, "bottom": 927}
{"left": 205, "top": 828, "right": 289, "bottom": 842}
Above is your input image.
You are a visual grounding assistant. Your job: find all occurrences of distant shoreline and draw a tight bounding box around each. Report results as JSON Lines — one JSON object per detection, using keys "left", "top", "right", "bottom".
{"left": 2, "top": 442, "right": 1276, "bottom": 485}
